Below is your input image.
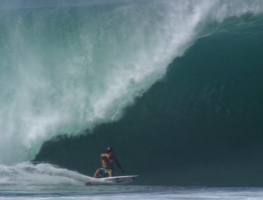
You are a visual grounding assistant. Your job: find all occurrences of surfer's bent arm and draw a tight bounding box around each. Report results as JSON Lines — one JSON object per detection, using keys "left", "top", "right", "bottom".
{"left": 115, "top": 158, "right": 125, "bottom": 173}
{"left": 101, "top": 154, "right": 110, "bottom": 158}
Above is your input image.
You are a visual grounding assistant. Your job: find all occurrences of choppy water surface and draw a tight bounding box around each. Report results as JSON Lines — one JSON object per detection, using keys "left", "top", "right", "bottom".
{"left": 1, "top": 186, "right": 263, "bottom": 200}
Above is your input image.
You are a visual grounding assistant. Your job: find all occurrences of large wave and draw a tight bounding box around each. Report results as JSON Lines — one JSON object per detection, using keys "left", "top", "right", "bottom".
{"left": 32, "top": 12, "right": 263, "bottom": 186}
{"left": 0, "top": 0, "right": 262, "bottom": 164}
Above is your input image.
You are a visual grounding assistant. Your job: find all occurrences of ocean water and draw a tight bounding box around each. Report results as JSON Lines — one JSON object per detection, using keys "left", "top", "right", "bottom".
{"left": 1, "top": 0, "right": 263, "bottom": 199}
{"left": 2, "top": 185, "right": 263, "bottom": 200}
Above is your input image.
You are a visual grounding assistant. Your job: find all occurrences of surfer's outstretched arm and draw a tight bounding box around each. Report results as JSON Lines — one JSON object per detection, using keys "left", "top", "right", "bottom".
{"left": 115, "top": 158, "right": 125, "bottom": 173}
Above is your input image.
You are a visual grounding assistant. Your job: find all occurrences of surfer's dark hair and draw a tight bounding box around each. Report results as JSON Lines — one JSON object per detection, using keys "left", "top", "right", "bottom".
{"left": 107, "top": 147, "right": 114, "bottom": 152}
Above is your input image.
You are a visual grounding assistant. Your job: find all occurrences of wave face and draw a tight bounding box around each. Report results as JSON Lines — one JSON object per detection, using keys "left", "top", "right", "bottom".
{"left": 0, "top": 0, "right": 263, "bottom": 182}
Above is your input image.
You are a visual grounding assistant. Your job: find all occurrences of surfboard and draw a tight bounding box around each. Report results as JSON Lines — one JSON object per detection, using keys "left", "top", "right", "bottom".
{"left": 85, "top": 175, "right": 138, "bottom": 185}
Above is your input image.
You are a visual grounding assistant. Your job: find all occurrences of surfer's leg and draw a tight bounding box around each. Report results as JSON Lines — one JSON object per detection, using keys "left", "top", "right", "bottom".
{"left": 108, "top": 169, "right": 114, "bottom": 177}
{"left": 94, "top": 169, "right": 103, "bottom": 178}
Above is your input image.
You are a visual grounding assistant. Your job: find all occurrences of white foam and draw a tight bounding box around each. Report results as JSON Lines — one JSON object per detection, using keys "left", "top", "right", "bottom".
{"left": 0, "top": 162, "right": 91, "bottom": 186}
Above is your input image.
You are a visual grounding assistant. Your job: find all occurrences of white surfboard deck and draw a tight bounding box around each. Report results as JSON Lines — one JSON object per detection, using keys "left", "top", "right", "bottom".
{"left": 85, "top": 175, "right": 138, "bottom": 185}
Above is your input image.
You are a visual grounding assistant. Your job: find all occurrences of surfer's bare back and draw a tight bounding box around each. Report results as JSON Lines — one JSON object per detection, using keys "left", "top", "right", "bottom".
{"left": 94, "top": 147, "right": 125, "bottom": 178}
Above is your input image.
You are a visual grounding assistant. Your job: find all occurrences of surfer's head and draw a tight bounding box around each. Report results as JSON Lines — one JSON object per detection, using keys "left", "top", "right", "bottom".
{"left": 106, "top": 147, "right": 114, "bottom": 154}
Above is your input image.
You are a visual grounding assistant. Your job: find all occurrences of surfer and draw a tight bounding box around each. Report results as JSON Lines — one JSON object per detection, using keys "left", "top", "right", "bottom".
{"left": 85, "top": 147, "right": 125, "bottom": 186}
{"left": 94, "top": 147, "right": 125, "bottom": 178}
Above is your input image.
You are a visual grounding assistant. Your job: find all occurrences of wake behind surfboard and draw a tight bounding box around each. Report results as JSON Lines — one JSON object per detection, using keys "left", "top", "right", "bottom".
{"left": 85, "top": 175, "right": 138, "bottom": 185}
